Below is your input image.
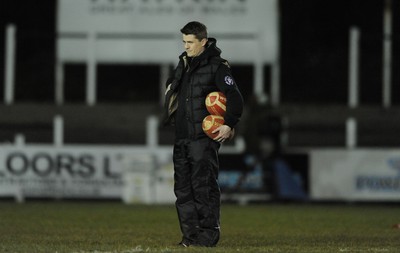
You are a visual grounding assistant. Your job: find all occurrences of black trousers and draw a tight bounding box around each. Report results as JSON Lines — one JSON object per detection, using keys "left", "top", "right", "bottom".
{"left": 173, "top": 138, "right": 221, "bottom": 246}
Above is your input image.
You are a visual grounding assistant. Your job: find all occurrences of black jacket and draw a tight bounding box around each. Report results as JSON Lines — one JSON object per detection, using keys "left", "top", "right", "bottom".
{"left": 164, "top": 38, "right": 243, "bottom": 140}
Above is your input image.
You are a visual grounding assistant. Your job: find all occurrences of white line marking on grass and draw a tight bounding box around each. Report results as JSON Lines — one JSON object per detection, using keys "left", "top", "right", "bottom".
{"left": 339, "top": 248, "right": 389, "bottom": 252}
{"left": 73, "top": 246, "right": 176, "bottom": 253}
{"left": 74, "top": 246, "right": 146, "bottom": 253}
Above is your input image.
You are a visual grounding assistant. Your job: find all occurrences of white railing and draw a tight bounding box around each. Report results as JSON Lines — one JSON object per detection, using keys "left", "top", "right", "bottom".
{"left": 3, "top": 24, "right": 16, "bottom": 105}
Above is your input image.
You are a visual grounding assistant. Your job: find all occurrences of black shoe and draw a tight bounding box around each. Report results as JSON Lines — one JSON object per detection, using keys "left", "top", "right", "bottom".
{"left": 178, "top": 242, "right": 189, "bottom": 247}
{"left": 178, "top": 239, "right": 191, "bottom": 247}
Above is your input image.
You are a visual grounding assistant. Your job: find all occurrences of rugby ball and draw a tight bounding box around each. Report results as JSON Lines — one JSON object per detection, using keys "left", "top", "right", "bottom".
{"left": 205, "top": 91, "right": 226, "bottom": 116}
{"left": 202, "top": 115, "right": 225, "bottom": 139}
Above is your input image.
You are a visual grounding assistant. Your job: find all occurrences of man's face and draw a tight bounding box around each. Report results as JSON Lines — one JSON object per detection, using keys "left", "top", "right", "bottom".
{"left": 182, "top": 34, "right": 207, "bottom": 57}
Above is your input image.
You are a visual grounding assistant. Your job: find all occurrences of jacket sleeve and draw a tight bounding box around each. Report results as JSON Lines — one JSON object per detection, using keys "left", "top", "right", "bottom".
{"left": 215, "top": 63, "right": 244, "bottom": 129}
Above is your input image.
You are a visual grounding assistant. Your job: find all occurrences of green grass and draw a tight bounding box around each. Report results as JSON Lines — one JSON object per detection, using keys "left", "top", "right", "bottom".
{"left": 0, "top": 202, "right": 399, "bottom": 253}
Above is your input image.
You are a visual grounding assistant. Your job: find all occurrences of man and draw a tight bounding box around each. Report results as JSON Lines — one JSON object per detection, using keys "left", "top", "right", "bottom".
{"left": 163, "top": 21, "right": 244, "bottom": 247}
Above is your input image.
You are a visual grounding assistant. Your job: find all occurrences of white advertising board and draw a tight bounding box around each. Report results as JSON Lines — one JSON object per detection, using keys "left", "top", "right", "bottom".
{"left": 310, "top": 149, "right": 400, "bottom": 201}
{"left": 57, "top": 0, "right": 278, "bottom": 63}
{"left": 0, "top": 145, "right": 175, "bottom": 203}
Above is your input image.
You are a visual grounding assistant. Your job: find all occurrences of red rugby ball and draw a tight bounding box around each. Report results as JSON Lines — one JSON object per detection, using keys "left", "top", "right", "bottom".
{"left": 205, "top": 91, "right": 226, "bottom": 116}
{"left": 202, "top": 115, "right": 225, "bottom": 139}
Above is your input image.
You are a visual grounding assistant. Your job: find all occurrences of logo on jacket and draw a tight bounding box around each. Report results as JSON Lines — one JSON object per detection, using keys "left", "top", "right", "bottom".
{"left": 224, "top": 76, "right": 234, "bottom": 86}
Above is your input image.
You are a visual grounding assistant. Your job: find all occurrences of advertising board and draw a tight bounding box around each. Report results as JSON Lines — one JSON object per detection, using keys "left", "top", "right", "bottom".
{"left": 57, "top": 0, "right": 278, "bottom": 63}
{"left": 310, "top": 149, "right": 400, "bottom": 201}
{"left": 0, "top": 145, "right": 175, "bottom": 203}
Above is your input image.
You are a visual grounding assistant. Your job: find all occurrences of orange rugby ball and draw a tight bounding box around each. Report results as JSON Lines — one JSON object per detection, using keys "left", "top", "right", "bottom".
{"left": 202, "top": 115, "right": 225, "bottom": 139}
{"left": 205, "top": 91, "right": 226, "bottom": 116}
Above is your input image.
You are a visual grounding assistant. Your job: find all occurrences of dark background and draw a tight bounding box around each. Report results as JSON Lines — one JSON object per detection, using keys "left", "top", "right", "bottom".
{"left": 0, "top": 0, "right": 399, "bottom": 105}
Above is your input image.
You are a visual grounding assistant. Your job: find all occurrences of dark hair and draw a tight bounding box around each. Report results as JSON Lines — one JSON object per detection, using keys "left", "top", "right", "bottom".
{"left": 180, "top": 21, "right": 208, "bottom": 41}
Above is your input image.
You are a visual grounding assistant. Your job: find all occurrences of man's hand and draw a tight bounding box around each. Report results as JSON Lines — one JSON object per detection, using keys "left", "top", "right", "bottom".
{"left": 212, "top": 125, "right": 234, "bottom": 143}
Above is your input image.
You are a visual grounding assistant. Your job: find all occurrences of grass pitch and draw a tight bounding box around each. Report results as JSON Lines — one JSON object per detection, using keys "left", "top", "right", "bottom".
{"left": 0, "top": 201, "right": 399, "bottom": 253}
